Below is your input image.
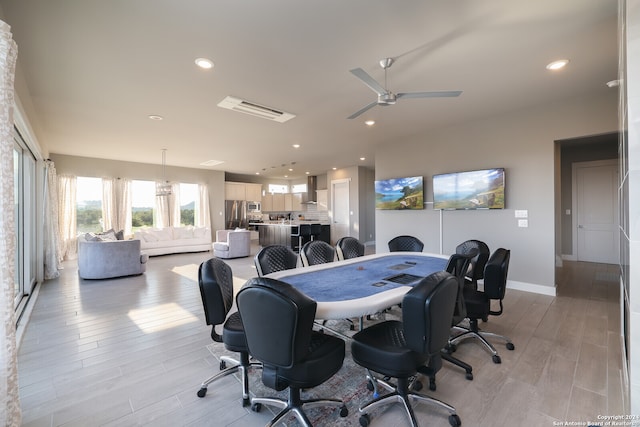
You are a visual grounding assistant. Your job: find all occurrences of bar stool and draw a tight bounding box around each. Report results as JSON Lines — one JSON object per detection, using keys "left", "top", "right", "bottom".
{"left": 295, "top": 224, "right": 311, "bottom": 252}
{"left": 310, "top": 223, "right": 322, "bottom": 242}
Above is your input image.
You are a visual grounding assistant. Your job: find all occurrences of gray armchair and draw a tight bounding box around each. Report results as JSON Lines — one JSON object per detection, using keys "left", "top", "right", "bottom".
{"left": 78, "top": 239, "right": 148, "bottom": 279}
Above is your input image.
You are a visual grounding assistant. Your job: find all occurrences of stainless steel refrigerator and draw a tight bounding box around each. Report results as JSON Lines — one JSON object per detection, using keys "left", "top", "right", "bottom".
{"left": 225, "top": 200, "right": 248, "bottom": 229}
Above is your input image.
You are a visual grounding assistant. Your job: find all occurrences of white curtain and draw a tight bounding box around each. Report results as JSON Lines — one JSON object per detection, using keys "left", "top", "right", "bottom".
{"left": 102, "top": 178, "right": 132, "bottom": 236}
{"left": 58, "top": 175, "right": 77, "bottom": 260}
{"left": 43, "top": 160, "right": 61, "bottom": 279}
{"left": 154, "top": 182, "right": 171, "bottom": 228}
{"left": 0, "top": 19, "right": 21, "bottom": 427}
{"left": 170, "top": 182, "right": 181, "bottom": 227}
{"left": 196, "top": 184, "right": 210, "bottom": 228}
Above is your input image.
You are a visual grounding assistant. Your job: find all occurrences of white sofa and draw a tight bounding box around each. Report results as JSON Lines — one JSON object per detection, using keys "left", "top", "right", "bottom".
{"left": 134, "top": 226, "right": 212, "bottom": 256}
{"left": 213, "top": 229, "right": 251, "bottom": 259}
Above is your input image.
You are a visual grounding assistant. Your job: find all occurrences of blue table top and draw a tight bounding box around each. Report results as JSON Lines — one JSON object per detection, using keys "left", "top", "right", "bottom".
{"left": 279, "top": 255, "right": 448, "bottom": 302}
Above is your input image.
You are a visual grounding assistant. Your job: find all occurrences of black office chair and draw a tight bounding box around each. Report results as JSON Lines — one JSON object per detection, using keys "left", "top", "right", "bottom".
{"left": 335, "top": 236, "right": 365, "bottom": 261}
{"left": 254, "top": 244, "right": 298, "bottom": 276}
{"left": 351, "top": 271, "right": 461, "bottom": 427}
{"left": 388, "top": 235, "right": 424, "bottom": 252}
{"left": 449, "top": 248, "right": 515, "bottom": 363}
{"left": 196, "top": 258, "right": 261, "bottom": 406}
{"left": 292, "top": 223, "right": 312, "bottom": 253}
{"left": 455, "top": 239, "right": 490, "bottom": 290}
{"left": 237, "top": 277, "right": 348, "bottom": 427}
{"left": 300, "top": 240, "right": 336, "bottom": 267}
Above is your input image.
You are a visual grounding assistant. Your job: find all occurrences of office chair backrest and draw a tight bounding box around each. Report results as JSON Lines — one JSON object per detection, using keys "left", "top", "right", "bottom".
{"left": 445, "top": 251, "right": 477, "bottom": 324}
{"left": 456, "top": 239, "right": 490, "bottom": 283}
{"left": 300, "top": 240, "right": 336, "bottom": 266}
{"left": 484, "top": 248, "right": 510, "bottom": 303}
{"left": 388, "top": 235, "right": 424, "bottom": 252}
{"left": 335, "top": 236, "right": 365, "bottom": 261}
{"left": 198, "top": 258, "right": 234, "bottom": 341}
{"left": 254, "top": 245, "right": 298, "bottom": 276}
{"left": 237, "top": 277, "right": 317, "bottom": 369}
{"left": 402, "top": 271, "right": 458, "bottom": 356}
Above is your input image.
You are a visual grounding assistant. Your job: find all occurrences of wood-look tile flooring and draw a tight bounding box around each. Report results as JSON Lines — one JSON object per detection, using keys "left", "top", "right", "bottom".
{"left": 17, "top": 245, "right": 625, "bottom": 426}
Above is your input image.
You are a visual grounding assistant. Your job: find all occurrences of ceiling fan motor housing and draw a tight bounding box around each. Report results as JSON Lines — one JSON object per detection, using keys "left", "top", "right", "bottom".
{"left": 378, "top": 92, "right": 397, "bottom": 105}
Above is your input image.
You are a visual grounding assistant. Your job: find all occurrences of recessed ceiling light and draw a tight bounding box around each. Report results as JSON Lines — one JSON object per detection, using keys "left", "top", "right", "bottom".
{"left": 365, "top": 120, "right": 375, "bottom": 126}
{"left": 360, "top": 157, "right": 366, "bottom": 161}
{"left": 332, "top": 167, "right": 337, "bottom": 170}
{"left": 195, "top": 58, "right": 214, "bottom": 69}
{"left": 292, "top": 144, "right": 300, "bottom": 148}
{"left": 606, "top": 79, "right": 621, "bottom": 88}
{"left": 148, "top": 115, "right": 164, "bottom": 121}
{"left": 546, "top": 59, "right": 569, "bottom": 70}
{"left": 255, "top": 172, "right": 260, "bottom": 175}
{"left": 284, "top": 175, "right": 288, "bottom": 178}
{"left": 288, "top": 168, "right": 293, "bottom": 172}
{"left": 305, "top": 171, "right": 310, "bottom": 175}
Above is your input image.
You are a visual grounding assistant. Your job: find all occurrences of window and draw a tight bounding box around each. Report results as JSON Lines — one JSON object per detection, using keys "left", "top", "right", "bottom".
{"left": 268, "top": 184, "right": 288, "bottom": 194}
{"left": 76, "top": 177, "right": 103, "bottom": 233}
{"left": 131, "top": 180, "right": 155, "bottom": 231}
{"left": 291, "top": 183, "right": 307, "bottom": 193}
{"left": 179, "top": 183, "right": 197, "bottom": 226}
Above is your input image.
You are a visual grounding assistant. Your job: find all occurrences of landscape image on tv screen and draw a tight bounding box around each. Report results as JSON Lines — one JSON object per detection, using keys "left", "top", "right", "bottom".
{"left": 433, "top": 168, "right": 505, "bottom": 210}
{"left": 375, "top": 176, "right": 424, "bottom": 210}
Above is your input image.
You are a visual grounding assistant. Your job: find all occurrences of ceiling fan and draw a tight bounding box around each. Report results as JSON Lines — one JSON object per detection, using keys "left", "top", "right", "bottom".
{"left": 347, "top": 57, "right": 462, "bottom": 119}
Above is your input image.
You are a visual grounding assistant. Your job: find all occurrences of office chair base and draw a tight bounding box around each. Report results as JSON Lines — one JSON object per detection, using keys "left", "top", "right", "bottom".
{"left": 449, "top": 328, "right": 515, "bottom": 364}
{"left": 359, "top": 376, "right": 460, "bottom": 427}
{"left": 197, "top": 355, "right": 261, "bottom": 405}
{"left": 251, "top": 388, "right": 348, "bottom": 427}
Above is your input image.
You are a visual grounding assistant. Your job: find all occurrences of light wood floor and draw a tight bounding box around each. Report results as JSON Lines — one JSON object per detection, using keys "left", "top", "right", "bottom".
{"left": 17, "top": 245, "right": 626, "bottom": 426}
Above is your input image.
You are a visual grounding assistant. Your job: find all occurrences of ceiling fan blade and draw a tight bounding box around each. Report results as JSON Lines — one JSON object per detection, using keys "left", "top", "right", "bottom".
{"left": 349, "top": 68, "right": 387, "bottom": 96}
{"left": 397, "top": 91, "right": 462, "bottom": 99}
{"left": 347, "top": 101, "right": 378, "bottom": 119}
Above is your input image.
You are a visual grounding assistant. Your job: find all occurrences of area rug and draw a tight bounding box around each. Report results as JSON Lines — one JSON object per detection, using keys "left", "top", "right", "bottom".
{"left": 206, "top": 316, "right": 395, "bottom": 426}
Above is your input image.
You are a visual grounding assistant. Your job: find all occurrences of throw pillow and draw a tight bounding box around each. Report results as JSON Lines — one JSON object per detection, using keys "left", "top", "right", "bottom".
{"left": 115, "top": 230, "right": 124, "bottom": 240}
{"left": 176, "top": 227, "right": 194, "bottom": 239}
{"left": 193, "top": 227, "right": 209, "bottom": 239}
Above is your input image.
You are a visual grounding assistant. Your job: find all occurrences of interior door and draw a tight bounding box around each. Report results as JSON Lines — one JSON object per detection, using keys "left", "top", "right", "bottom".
{"left": 331, "top": 179, "right": 350, "bottom": 244}
{"left": 574, "top": 160, "right": 619, "bottom": 264}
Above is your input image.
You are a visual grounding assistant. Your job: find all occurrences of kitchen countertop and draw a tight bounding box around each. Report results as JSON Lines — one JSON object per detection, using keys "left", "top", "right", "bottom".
{"left": 250, "top": 221, "right": 330, "bottom": 226}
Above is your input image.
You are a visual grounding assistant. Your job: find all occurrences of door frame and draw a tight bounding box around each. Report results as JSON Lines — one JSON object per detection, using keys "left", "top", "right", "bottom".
{"left": 330, "top": 178, "right": 351, "bottom": 243}
{"left": 571, "top": 159, "right": 619, "bottom": 263}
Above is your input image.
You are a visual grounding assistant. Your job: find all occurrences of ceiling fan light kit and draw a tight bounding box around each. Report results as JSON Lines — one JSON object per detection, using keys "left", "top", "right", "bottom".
{"left": 348, "top": 57, "right": 462, "bottom": 119}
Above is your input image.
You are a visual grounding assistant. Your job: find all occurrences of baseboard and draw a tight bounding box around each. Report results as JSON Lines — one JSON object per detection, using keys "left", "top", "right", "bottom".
{"left": 507, "top": 279, "right": 557, "bottom": 296}
{"left": 562, "top": 254, "right": 577, "bottom": 261}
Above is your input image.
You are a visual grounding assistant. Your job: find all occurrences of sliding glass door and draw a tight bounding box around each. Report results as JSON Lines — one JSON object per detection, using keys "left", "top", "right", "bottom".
{"left": 13, "top": 130, "right": 37, "bottom": 311}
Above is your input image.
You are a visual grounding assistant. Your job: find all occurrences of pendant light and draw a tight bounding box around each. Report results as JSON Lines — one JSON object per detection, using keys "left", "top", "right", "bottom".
{"left": 156, "top": 149, "right": 172, "bottom": 196}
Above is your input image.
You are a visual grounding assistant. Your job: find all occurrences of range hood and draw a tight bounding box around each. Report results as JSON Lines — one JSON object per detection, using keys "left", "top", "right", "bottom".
{"left": 301, "top": 175, "right": 317, "bottom": 204}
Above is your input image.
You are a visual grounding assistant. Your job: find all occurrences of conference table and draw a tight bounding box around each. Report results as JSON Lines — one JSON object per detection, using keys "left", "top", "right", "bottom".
{"left": 265, "top": 252, "right": 449, "bottom": 321}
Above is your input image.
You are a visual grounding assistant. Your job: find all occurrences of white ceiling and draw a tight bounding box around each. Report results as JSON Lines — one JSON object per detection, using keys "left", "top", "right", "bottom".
{"left": 0, "top": 0, "right": 618, "bottom": 179}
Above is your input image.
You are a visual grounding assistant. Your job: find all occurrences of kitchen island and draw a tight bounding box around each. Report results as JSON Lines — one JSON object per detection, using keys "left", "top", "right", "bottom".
{"left": 250, "top": 221, "right": 330, "bottom": 251}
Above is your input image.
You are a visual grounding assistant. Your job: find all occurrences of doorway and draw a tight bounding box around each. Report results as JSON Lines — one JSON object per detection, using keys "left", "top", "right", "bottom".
{"left": 572, "top": 159, "right": 619, "bottom": 264}
{"left": 331, "top": 179, "right": 350, "bottom": 244}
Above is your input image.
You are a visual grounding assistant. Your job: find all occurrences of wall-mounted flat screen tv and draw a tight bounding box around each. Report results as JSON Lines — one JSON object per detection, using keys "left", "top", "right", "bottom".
{"left": 433, "top": 168, "right": 505, "bottom": 210}
{"left": 375, "top": 176, "right": 424, "bottom": 210}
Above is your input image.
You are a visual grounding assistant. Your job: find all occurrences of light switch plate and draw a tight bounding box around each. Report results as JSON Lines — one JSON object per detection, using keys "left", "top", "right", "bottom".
{"left": 518, "top": 219, "right": 528, "bottom": 228}
{"left": 515, "top": 210, "right": 528, "bottom": 218}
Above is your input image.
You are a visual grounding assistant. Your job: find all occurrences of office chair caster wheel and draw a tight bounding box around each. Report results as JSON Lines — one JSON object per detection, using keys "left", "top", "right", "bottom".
{"left": 219, "top": 360, "right": 226, "bottom": 370}
{"left": 429, "top": 378, "right": 437, "bottom": 391}
{"left": 449, "top": 414, "right": 462, "bottom": 426}
{"left": 197, "top": 387, "right": 207, "bottom": 398}
{"left": 445, "top": 343, "right": 457, "bottom": 353}
{"left": 366, "top": 380, "right": 374, "bottom": 391}
{"left": 506, "top": 342, "right": 515, "bottom": 351}
{"left": 251, "top": 402, "right": 262, "bottom": 412}
{"left": 411, "top": 380, "right": 423, "bottom": 391}
{"left": 466, "top": 372, "right": 473, "bottom": 380}
{"left": 492, "top": 354, "right": 502, "bottom": 364}
{"left": 359, "top": 414, "right": 370, "bottom": 426}
{"left": 339, "top": 405, "right": 348, "bottom": 417}
{"left": 242, "top": 397, "right": 250, "bottom": 407}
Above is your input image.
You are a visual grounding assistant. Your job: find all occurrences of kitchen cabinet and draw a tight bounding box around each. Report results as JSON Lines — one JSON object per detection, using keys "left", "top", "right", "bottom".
{"left": 284, "top": 193, "right": 293, "bottom": 211}
{"left": 262, "top": 194, "right": 273, "bottom": 212}
{"left": 316, "top": 189, "right": 328, "bottom": 211}
{"left": 225, "top": 182, "right": 245, "bottom": 200}
{"left": 245, "top": 184, "right": 262, "bottom": 201}
{"left": 291, "top": 193, "right": 302, "bottom": 211}
{"left": 271, "top": 193, "right": 285, "bottom": 211}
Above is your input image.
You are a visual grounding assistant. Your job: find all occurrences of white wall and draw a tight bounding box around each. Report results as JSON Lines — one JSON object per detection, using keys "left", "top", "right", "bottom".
{"left": 375, "top": 91, "right": 618, "bottom": 292}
